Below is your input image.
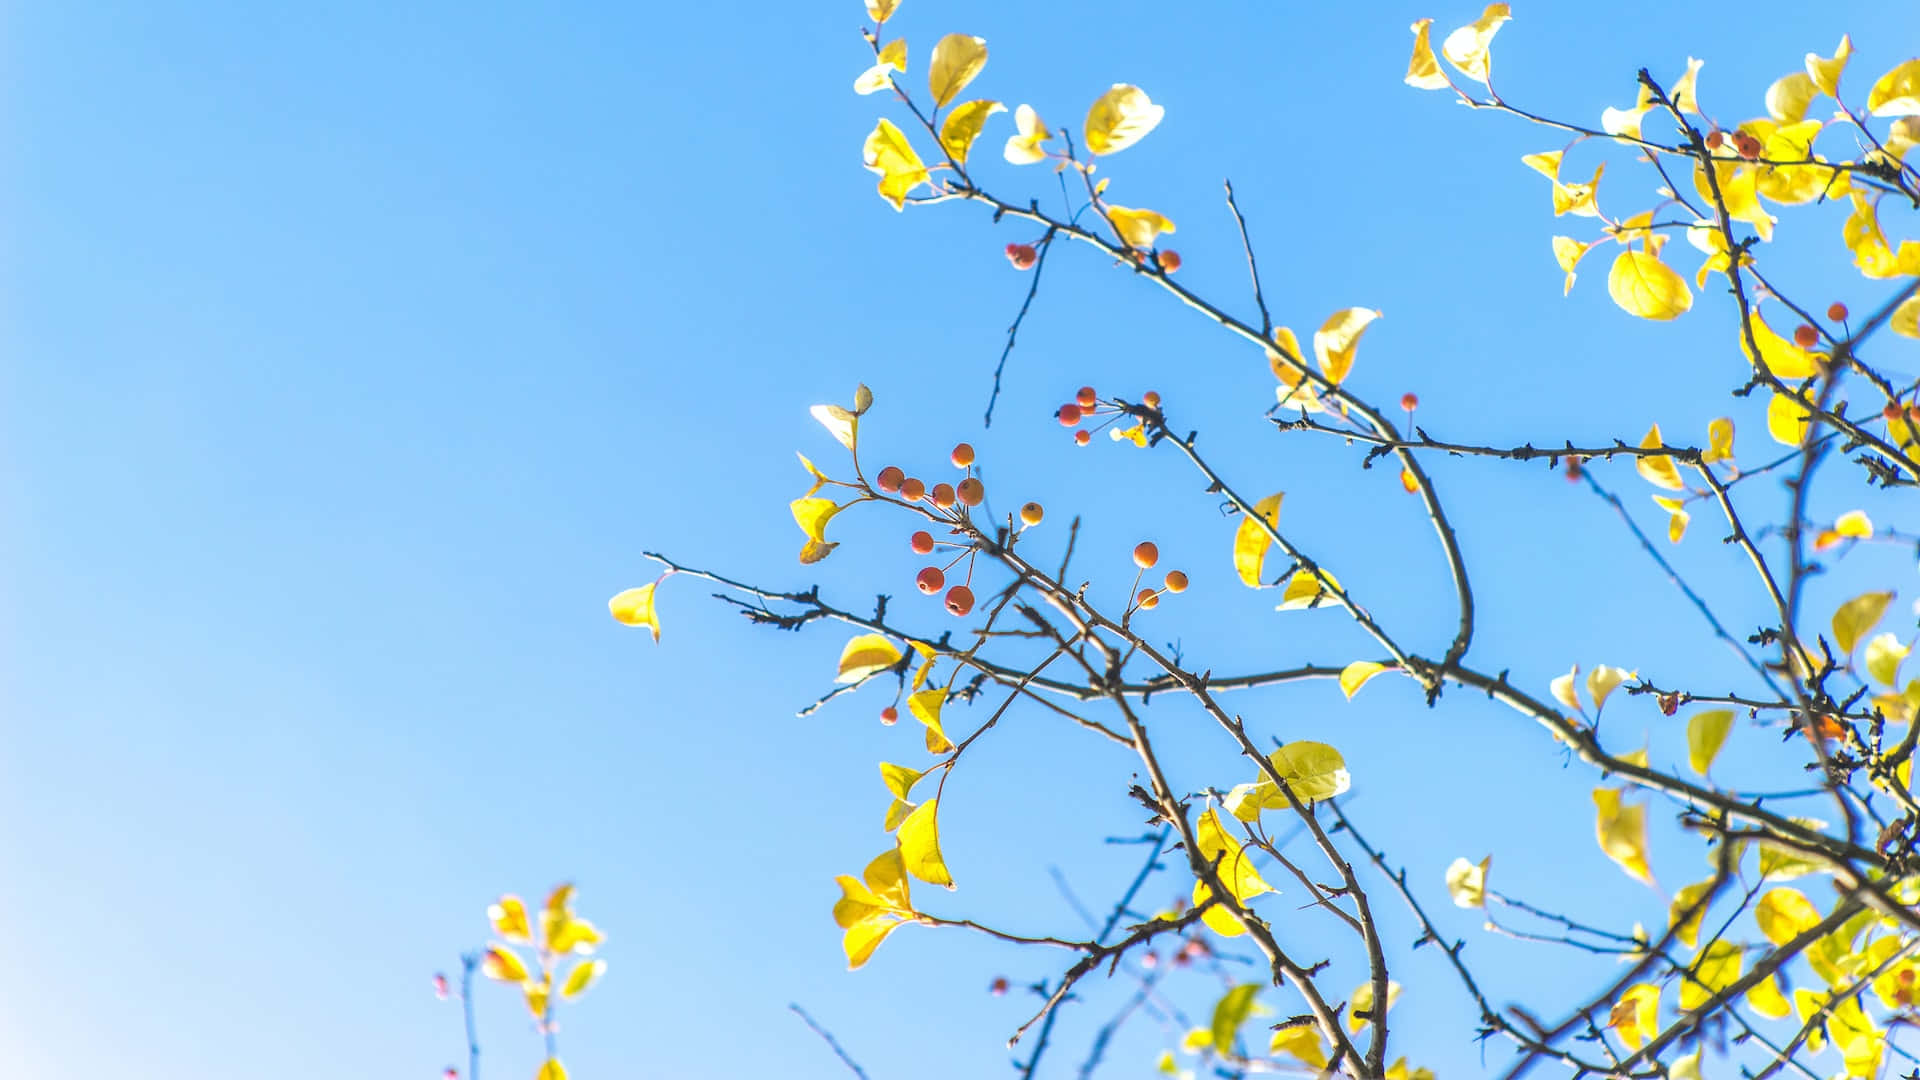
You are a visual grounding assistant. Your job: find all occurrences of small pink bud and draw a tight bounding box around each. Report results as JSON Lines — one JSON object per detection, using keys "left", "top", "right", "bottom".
{"left": 432, "top": 974, "right": 449, "bottom": 1000}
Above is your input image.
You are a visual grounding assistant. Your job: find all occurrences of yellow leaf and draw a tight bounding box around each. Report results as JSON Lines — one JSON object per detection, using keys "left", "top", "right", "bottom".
{"left": 1386, "top": 1058, "right": 1435, "bottom": 1080}
{"left": 1521, "top": 150, "right": 1562, "bottom": 179}
{"left": 880, "top": 762, "right": 922, "bottom": 800}
{"left": 1268, "top": 741, "right": 1352, "bottom": 800}
{"left": 488, "top": 896, "right": 533, "bottom": 943}
{"left": 1608, "top": 250, "right": 1692, "bottom": 321}
{"left": 1669, "top": 56, "right": 1705, "bottom": 113}
{"left": 1653, "top": 495, "right": 1689, "bottom": 543}
{"left": 853, "top": 63, "right": 895, "bottom": 96}
{"left": 809, "top": 402, "right": 860, "bottom": 451}
{"left": 882, "top": 798, "right": 914, "bottom": 831}
{"left": 927, "top": 34, "right": 987, "bottom": 109}
{"left": 1445, "top": 855, "right": 1489, "bottom": 908}
{"left": 1209, "top": 983, "right": 1260, "bottom": 1053}
{"left": 939, "top": 99, "right": 1004, "bottom": 167}
{"left": 877, "top": 37, "right": 906, "bottom": 71}
{"left": 1805, "top": 36, "right": 1853, "bottom": 98}
{"left": 1833, "top": 591, "right": 1894, "bottom": 655}
{"left": 1634, "top": 424, "right": 1684, "bottom": 490}
{"left": 1232, "top": 493, "right": 1284, "bottom": 587}
{"left": 536, "top": 1059, "right": 568, "bottom": 1080}
{"left": 1404, "top": 19, "right": 1449, "bottom": 90}
{"left": 523, "top": 978, "right": 549, "bottom": 1020}
{"left": 1670, "top": 1051, "right": 1703, "bottom": 1080}
{"left": 561, "top": 959, "right": 606, "bottom": 998}
{"left": 792, "top": 497, "right": 842, "bottom": 547}
{"left": 907, "top": 689, "right": 953, "bottom": 754}
{"left": 837, "top": 633, "right": 903, "bottom": 684}
{"left": 1741, "top": 309, "right": 1824, "bottom": 379}
{"left": 1609, "top": 983, "right": 1661, "bottom": 1049}
{"left": 1687, "top": 709, "right": 1733, "bottom": 775}
{"left": 1834, "top": 509, "right": 1873, "bottom": 540}
{"left": 1347, "top": 980, "right": 1399, "bottom": 1032}
{"left": 1593, "top": 787, "right": 1653, "bottom": 885}
{"left": 1796, "top": 989, "right": 1830, "bottom": 1052}
{"left": 1439, "top": 3, "right": 1511, "bottom": 84}
{"left": 1766, "top": 71, "right": 1816, "bottom": 122}
{"left": 1843, "top": 194, "right": 1903, "bottom": 279}
{"left": 1680, "top": 940, "right": 1742, "bottom": 1011}
{"left": 1550, "top": 664, "right": 1581, "bottom": 711}
{"left": 608, "top": 584, "right": 661, "bottom": 642}
{"left": 1748, "top": 973, "right": 1792, "bottom": 1018}
{"left": 864, "top": 0, "right": 899, "bottom": 23}
{"left": 1276, "top": 567, "right": 1341, "bottom": 611}
{"left": 1313, "top": 308, "right": 1381, "bottom": 384}
{"left": 1755, "top": 120, "right": 1837, "bottom": 206}
{"left": 1552, "top": 235, "right": 1594, "bottom": 295}
{"left": 1756, "top": 888, "right": 1822, "bottom": 945}
{"left": 796, "top": 452, "right": 831, "bottom": 497}
{"left": 1340, "top": 660, "right": 1388, "bottom": 699}
{"left": 1270, "top": 1025, "right": 1328, "bottom": 1068}
{"left": 897, "top": 798, "right": 954, "bottom": 888}
{"left": 1693, "top": 158, "right": 1776, "bottom": 241}
{"left": 799, "top": 538, "right": 839, "bottom": 565}
{"left": 481, "top": 945, "right": 529, "bottom": 983}
{"left": 1893, "top": 295, "right": 1920, "bottom": 339}
{"left": 1191, "top": 879, "right": 1244, "bottom": 936}
{"left": 1105, "top": 204, "right": 1176, "bottom": 249}
{"left": 1083, "top": 84, "right": 1164, "bottom": 156}
{"left": 841, "top": 914, "right": 905, "bottom": 969}
{"left": 1668, "top": 878, "right": 1714, "bottom": 947}
{"left": 1002, "top": 104, "right": 1051, "bottom": 165}
{"left": 1268, "top": 331, "right": 1327, "bottom": 412}
{"left": 1766, "top": 391, "right": 1812, "bottom": 447}
{"left": 1587, "top": 665, "right": 1632, "bottom": 713}
{"left": 1703, "top": 417, "right": 1735, "bottom": 463}
{"left": 1759, "top": 817, "right": 1830, "bottom": 881}
{"left": 1865, "top": 633, "right": 1908, "bottom": 686}
{"left": 1552, "top": 160, "right": 1604, "bottom": 217}
{"left": 548, "top": 916, "right": 603, "bottom": 956}
{"left": 1866, "top": 59, "right": 1920, "bottom": 116}
{"left": 861, "top": 118, "right": 929, "bottom": 211}
{"left": 1196, "top": 807, "right": 1274, "bottom": 909}
{"left": 863, "top": 847, "right": 911, "bottom": 909}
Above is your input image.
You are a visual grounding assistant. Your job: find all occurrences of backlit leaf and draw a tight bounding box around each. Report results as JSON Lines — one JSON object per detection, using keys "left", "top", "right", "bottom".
{"left": 1209, "top": 983, "right": 1260, "bottom": 1054}
{"left": 1805, "top": 36, "right": 1853, "bottom": 98}
{"left": 1313, "top": 308, "right": 1380, "bottom": 384}
{"left": 1867, "top": 59, "right": 1920, "bottom": 116}
{"left": 1404, "top": 19, "right": 1449, "bottom": 90}
{"left": 1865, "top": 633, "right": 1908, "bottom": 686}
{"left": 837, "top": 634, "right": 903, "bottom": 684}
{"left": 1271, "top": 1025, "right": 1328, "bottom": 1068}
{"left": 1756, "top": 887, "right": 1823, "bottom": 944}
{"left": 537, "top": 1059, "right": 568, "bottom": 1080}
{"left": 1268, "top": 741, "right": 1352, "bottom": 800}
{"left": 928, "top": 34, "right": 987, "bottom": 109}
{"left": 809, "top": 402, "right": 860, "bottom": 451}
{"left": 1340, "top": 660, "right": 1388, "bottom": 699}
{"left": 482, "top": 945, "right": 529, "bottom": 983}
{"left": 1767, "top": 391, "right": 1812, "bottom": 447}
{"left": 1609, "top": 983, "right": 1661, "bottom": 1049}
{"left": 1276, "top": 568, "right": 1341, "bottom": 610}
{"left": 940, "top": 100, "right": 1004, "bottom": 166}
{"left": 1608, "top": 250, "right": 1692, "bottom": 320}
{"left": 1445, "top": 855, "right": 1489, "bottom": 908}
{"left": 1106, "top": 205, "right": 1176, "bottom": 249}
{"left": 864, "top": 0, "right": 899, "bottom": 23}
{"left": 1552, "top": 235, "right": 1595, "bottom": 294}
{"left": 1084, "top": 84, "right": 1164, "bottom": 155}
{"left": 880, "top": 762, "right": 923, "bottom": 800}
{"left": 1680, "top": 940, "right": 1742, "bottom": 1011}
{"left": 897, "top": 799, "right": 954, "bottom": 888}
{"left": 1669, "top": 56, "right": 1704, "bottom": 113}
{"left": 561, "top": 959, "right": 606, "bottom": 998}
{"left": 1833, "top": 591, "right": 1894, "bottom": 655}
{"left": 1593, "top": 787, "right": 1653, "bottom": 885}
{"left": 1687, "top": 710, "right": 1733, "bottom": 775}
{"left": 1748, "top": 973, "right": 1792, "bottom": 1018}
{"left": 1232, "top": 493, "right": 1284, "bottom": 587}
{"left": 907, "top": 689, "right": 954, "bottom": 754}
{"left": 1003, "top": 104, "right": 1052, "bottom": 164}
{"left": 489, "top": 896, "right": 533, "bottom": 943}
{"left": 1668, "top": 878, "right": 1714, "bottom": 947}
{"left": 1348, "top": 980, "right": 1399, "bottom": 1032}
{"left": 608, "top": 584, "right": 661, "bottom": 642}
{"left": 1191, "top": 809, "right": 1272, "bottom": 938}
{"left": 792, "top": 497, "right": 842, "bottom": 546}
{"left": 1440, "top": 3, "right": 1511, "bottom": 84}
{"left": 861, "top": 119, "right": 929, "bottom": 211}
{"left": 1767, "top": 71, "right": 1816, "bottom": 122}
{"left": 1550, "top": 664, "right": 1581, "bottom": 711}
{"left": 1588, "top": 665, "right": 1632, "bottom": 713}
{"left": 1653, "top": 495, "right": 1689, "bottom": 543}
{"left": 1741, "top": 310, "right": 1824, "bottom": 379}
{"left": 1703, "top": 417, "right": 1735, "bottom": 463}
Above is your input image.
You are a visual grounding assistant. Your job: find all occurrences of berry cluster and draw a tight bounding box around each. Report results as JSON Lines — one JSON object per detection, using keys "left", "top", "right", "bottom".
{"left": 874, "top": 442, "right": 1017, "bottom": 621}
{"left": 1789, "top": 302, "right": 1851, "bottom": 350}
{"left": 1703, "top": 129, "right": 1764, "bottom": 159}
{"left": 1055, "top": 385, "right": 1161, "bottom": 446}
{"left": 1128, "top": 541, "right": 1188, "bottom": 612}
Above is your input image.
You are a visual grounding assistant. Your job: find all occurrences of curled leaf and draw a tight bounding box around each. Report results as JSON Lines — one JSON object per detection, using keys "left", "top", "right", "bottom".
{"left": 907, "top": 688, "right": 954, "bottom": 754}
{"left": 1440, "top": 3, "right": 1511, "bottom": 84}
{"left": 608, "top": 584, "right": 661, "bottom": 642}
{"left": 1806, "top": 36, "right": 1853, "bottom": 98}
{"left": 837, "top": 633, "right": 903, "bottom": 684}
{"left": 1445, "top": 855, "right": 1489, "bottom": 908}
{"left": 897, "top": 798, "right": 954, "bottom": 888}
{"left": 1313, "top": 308, "right": 1381, "bottom": 384}
{"left": 1083, "top": 84, "right": 1164, "bottom": 155}
{"left": 861, "top": 119, "right": 929, "bottom": 211}
{"left": 1404, "top": 19, "right": 1449, "bottom": 90}
{"left": 1276, "top": 567, "right": 1341, "bottom": 611}
{"left": 1340, "top": 660, "right": 1388, "bottom": 699}
{"left": 1003, "top": 104, "right": 1052, "bottom": 164}
{"left": 940, "top": 99, "right": 1004, "bottom": 166}
{"left": 1106, "top": 204, "right": 1176, "bottom": 249}
{"left": 1868, "top": 59, "right": 1920, "bottom": 116}
{"left": 1232, "top": 493, "right": 1284, "bottom": 587}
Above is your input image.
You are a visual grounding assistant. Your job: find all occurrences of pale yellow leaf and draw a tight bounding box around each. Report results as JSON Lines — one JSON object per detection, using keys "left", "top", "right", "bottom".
{"left": 837, "top": 633, "right": 903, "bottom": 684}
{"left": 1766, "top": 71, "right": 1816, "bottom": 123}
{"left": 1587, "top": 665, "right": 1632, "bottom": 713}
{"left": 809, "top": 402, "right": 860, "bottom": 450}
{"left": 1748, "top": 973, "right": 1792, "bottom": 1018}
{"left": 560, "top": 959, "right": 606, "bottom": 998}
{"left": 1083, "top": 84, "right": 1164, "bottom": 155}
{"left": 1756, "top": 887, "right": 1822, "bottom": 944}
{"left": 1445, "top": 855, "right": 1489, "bottom": 908}
{"left": 1687, "top": 709, "right": 1733, "bottom": 775}
{"left": 1550, "top": 664, "right": 1581, "bottom": 711}
{"left": 1670, "top": 57, "right": 1705, "bottom": 113}
{"left": 1439, "top": 3, "right": 1511, "bottom": 84}
{"left": 1552, "top": 235, "right": 1594, "bottom": 295}
{"left": 897, "top": 798, "right": 954, "bottom": 888}
{"left": 1196, "top": 807, "right": 1274, "bottom": 907}
{"left": 1893, "top": 295, "right": 1920, "bottom": 339}
{"left": 1105, "top": 204, "right": 1176, "bottom": 249}
{"left": 1608, "top": 250, "right": 1692, "bottom": 321}
{"left": 1668, "top": 878, "right": 1714, "bottom": 947}
{"left": 1703, "top": 417, "right": 1735, "bottom": 463}
{"left": 1313, "top": 308, "right": 1381, "bottom": 384}
{"left": 880, "top": 761, "right": 922, "bottom": 800}
{"left": 864, "top": 0, "right": 899, "bottom": 23}
{"left": 1552, "top": 161, "right": 1604, "bottom": 217}
{"left": 1404, "top": 19, "right": 1449, "bottom": 90}
{"left": 1865, "top": 633, "right": 1908, "bottom": 686}
{"left": 1805, "top": 36, "right": 1853, "bottom": 98}
{"left": 927, "top": 34, "right": 987, "bottom": 109}
{"left": 1680, "top": 940, "right": 1742, "bottom": 1010}
{"left": 1593, "top": 787, "right": 1653, "bottom": 885}
{"left": 1267, "top": 741, "right": 1352, "bottom": 801}
{"left": 1347, "top": 980, "right": 1399, "bottom": 1032}
{"left": 1003, "top": 104, "right": 1051, "bottom": 165}
{"left": 1634, "top": 424, "right": 1684, "bottom": 490}
{"left": 861, "top": 118, "right": 929, "bottom": 211}
{"left": 1767, "top": 391, "right": 1813, "bottom": 447}
{"left": 907, "top": 688, "right": 953, "bottom": 754}
{"left": 1270, "top": 1025, "right": 1328, "bottom": 1067}
{"left": 1276, "top": 567, "right": 1341, "bottom": 611}
{"left": 1866, "top": 59, "right": 1920, "bottom": 116}
{"left": 1653, "top": 495, "right": 1690, "bottom": 544}
{"left": 1232, "top": 493, "right": 1284, "bottom": 587}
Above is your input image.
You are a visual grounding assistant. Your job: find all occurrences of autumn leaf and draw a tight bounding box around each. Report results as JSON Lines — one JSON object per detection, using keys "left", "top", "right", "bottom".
{"left": 1767, "top": 391, "right": 1813, "bottom": 447}
{"left": 1755, "top": 887, "right": 1821, "bottom": 944}
{"left": 1439, "top": 4, "right": 1511, "bottom": 84}
{"left": 1679, "top": 940, "right": 1742, "bottom": 1011}
{"left": 897, "top": 798, "right": 954, "bottom": 888}
{"left": 907, "top": 688, "right": 954, "bottom": 754}
{"left": 1270, "top": 1025, "right": 1328, "bottom": 1068}
{"left": 1445, "top": 855, "right": 1489, "bottom": 908}
{"left": 1340, "top": 660, "right": 1388, "bottom": 699}
{"left": 1805, "top": 36, "right": 1853, "bottom": 97}
{"left": 1833, "top": 591, "right": 1894, "bottom": 655}
{"left": 1348, "top": 980, "right": 1399, "bottom": 1032}
{"left": 1552, "top": 235, "right": 1595, "bottom": 294}
{"left": 1634, "top": 424, "right": 1684, "bottom": 490}
{"left": 608, "top": 584, "right": 661, "bottom": 642}
{"left": 1866, "top": 59, "right": 1920, "bottom": 116}
{"left": 1313, "top": 308, "right": 1380, "bottom": 384}
{"left": 1192, "top": 808, "right": 1274, "bottom": 936}
{"left": 1609, "top": 983, "right": 1661, "bottom": 1049}
{"left": 1749, "top": 974, "right": 1792, "bottom": 1019}
{"left": 864, "top": 0, "right": 899, "bottom": 23}
{"left": 1593, "top": 787, "right": 1653, "bottom": 885}
{"left": 1741, "top": 310, "right": 1824, "bottom": 378}
{"left": 940, "top": 100, "right": 1004, "bottom": 167}
{"left": 1003, "top": 104, "right": 1052, "bottom": 164}
{"left": 1766, "top": 71, "right": 1816, "bottom": 122}
{"left": 792, "top": 497, "right": 843, "bottom": 563}
{"left": 1703, "top": 417, "right": 1734, "bottom": 463}
{"left": 1232, "top": 493, "right": 1284, "bottom": 587}
{"left": 482, "top": 945, "right": 530, "bottom": 983}
{"left": 1667, "top": 878, "right": 1713, "bottom": 947}
{"left": 561, "top": 959, "right": 606, "bottom": 998}
{"left": 1865, "top": 633, "right": 1908, "bottom": 686}
{"left": 836, "top": 633, "right": 903, "bottom": 684}
{"left": 1106, "top": 205, "right": 1176, "bottom": 249}
{"left": 861, "top": 118, "right": 929, "bottom": 211}
{"left": 488, "top": 895, "right": 533, "bottom": 943}
{"left": 1668, "top": 56, "right": 1704, "bottom": 113}
{"left": 833, "top": 849, "right": 914, "bottom": 969}
{"left": 1687, "top": 709, "right": 1733, "bottom": 775}
{"left": 1404, "top": 19, "right": 1449, "bottom": 90}
{"left": 853, "top": 39, "right": 907, "bottom": 95}
{"left": 1209, "top": 983, "right": 1260, "bottom": 1054}
{"left": 928, "top": 34, "right": 987, "bottom": 109}
{"left": 809, "top": 401, "right": 860, "bottom": 450}
{"left": 1608, "top": 250, "right": 1691, "bottom": 320}
{"left": 1083, "top": 84, "right": 1164, "bottom": 155}
{"left": 1276, "top": 568, "right": 1341, "bottom": 611}
{"left": 536, "top": 1059, "right": 568, "bottom": 1080}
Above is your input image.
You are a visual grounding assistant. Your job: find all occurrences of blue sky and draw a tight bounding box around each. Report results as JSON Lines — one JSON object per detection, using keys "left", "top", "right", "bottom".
{"left": 3, "top": 2, "right": 1915, "bottom": 1078}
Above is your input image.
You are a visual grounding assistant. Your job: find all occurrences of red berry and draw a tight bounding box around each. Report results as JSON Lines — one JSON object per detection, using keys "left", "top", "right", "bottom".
{"left": 1400, "top": 392, "right": 1419, "bottom": 411}
{"left": 876, "top": 466, "right": 905, "bottom": 494}
{"left": 1057, "top": 403, "right": 1083, "bottom": 426}
{"left": 880, "top": 706, "right": 899, "bottom": 726}
{"left": 950, "top": 443, "right": 975, "bottom": 468}
{"left": 931, "top": 482, "right": 957, "bottom": 509}
{"left": 989, "top": 976, "right": 1009, "bottom": 996}
{"left": 1884, "top": 404, "right": 1903, "bottom": 422}
{"left": 1074, "top": 430, "right": 1091, "bottom": 446}
{"left": 956, "top": 477, "right": 985, "bottom": 507}
{"left": 1142, "top": 391, "right": 1162, "bottom": 409}
{"left": 1158, "top": 250, "right": 1182, "bottom": 273}
{"left": 1075, "top": 386, "right": 1097, "bottom": 409}
{"left": 445, "top": 1070, "right": 459, "bottom": 1080}
{"left": 1732, "top": 131, "right": 1762, "bottom": 158}
{"left": 1828, "top": 302, "right": 1849, "bottom": 322}
{"left": 945, "top": 585, "right": 975, "bottom": 616}
{"left": 900, "top": 477, "right": 926, "bottom": 502}
{"left": 910, "top": 530, "right": 935, "bottom": 554}
{"left": 1133, "top": 541, "right": 1159, "bottom": 569}
{"left": 432, "top": 974, "right": 449, "bottom": 1000}
{"left": 1005, "top": 243, "right": 1038, "bottom": 270}
{"left": 1172, "top": 950, "right": 1191, "bottom": 968}
{"left": 1704, "top": 130, "right": 1726, "bottom": 150}
{"left": 916, "top": 566, "right": 945, "bottom": 594}
{"left": 1793, "top": 324, "right": 1819, "bottom": 348}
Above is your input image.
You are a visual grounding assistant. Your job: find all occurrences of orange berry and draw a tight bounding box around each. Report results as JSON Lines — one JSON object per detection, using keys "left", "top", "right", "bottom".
{"left": 910, "top": 530, "right": 935, "bottom": 554}
{"left": 1133, "top": 541, "right": 1159, "bottom": 569}
{"left": 1136, "top": 588, "right": 1160, "bottom": 609}
{"left": 1732, "top": 131, "right": 1762, "bottom": 158}
{"left": 1163, "top": 570, "right": 1189, "bottom": 593}
{"left": 1076, "top": 386, "right": 1097, "bottom": 409}
{"left": 1908, "top": 404, "right": 1920, "bottom": 423}
{"left": 945, "top": 585, "right": 975, "bottom": 616}
{"left": 900, "top": 477, "right": 926, "bottom": 502}
{"left": 1074, "top": 430, "right": 1091, "bottom": 446}
{"left": 1158, "top": 250, "right": 1182, "bottom": 273}
{"left": 876, "top": 466, "right": 905, "bottom": 493}
{"left": 1142, "top": 391, "right": 1162, "bottom": 409}
{"left": 880, "top": 706, "right": 899, "bottom": 726}
{"left": 1005, "top": 243, "right": 1038, "bottom": 270}
{"left": 931, "top": 483, "right": 956, "bottom": 509}
{"left": 950, "top": 443, "right": 975, "bottom": 468}
{"left": 956, "top": 477, "right": 985, "bottom": 506}
{"left": 1020, "top": 502, "right": 1044, "bottom": 526}
{"left": 1885, "top": 404, "right": 1904, "bottom": 422}
{"left": 1400, "top": 392, "right": 1419, "bottom": 411}
{"left": 1705, "top": 130, "right": 1726, "bottom": 150}
{"left": 1057, "top": 403, "right": 1083, "bottom": 426}
{"left": 1828, "top": 302, "right": 1849, "bottom": 322}
{"left": 1793, "top": 324, "right": 1819, "bottom": 348}
{"left": 916, "top": 566, "right": 945, "bottom": 594}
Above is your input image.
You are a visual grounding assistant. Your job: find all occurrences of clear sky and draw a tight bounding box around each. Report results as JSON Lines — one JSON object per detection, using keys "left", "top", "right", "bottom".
{"left": 3, "top": 2, "right": 1914, "bottom": 1078}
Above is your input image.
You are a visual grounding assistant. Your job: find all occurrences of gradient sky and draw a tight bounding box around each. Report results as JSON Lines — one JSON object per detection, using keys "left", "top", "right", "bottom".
{"left": 4, "top": 3, "right": 1915, "bottom": 1078}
